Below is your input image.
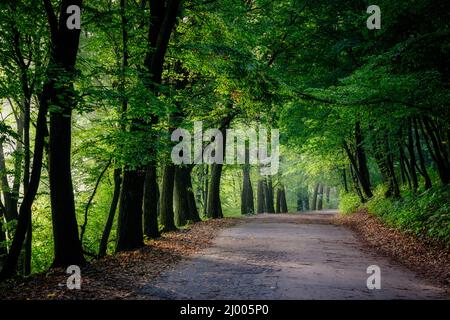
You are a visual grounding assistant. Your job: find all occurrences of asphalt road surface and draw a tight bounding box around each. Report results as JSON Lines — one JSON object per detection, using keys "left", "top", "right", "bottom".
{"left": 142, "top": 212, "right": 449, "bottom": 300}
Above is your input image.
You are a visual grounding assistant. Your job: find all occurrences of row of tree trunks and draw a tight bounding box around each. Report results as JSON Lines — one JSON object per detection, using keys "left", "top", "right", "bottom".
{"left": 275, "top": 185, "right": 288, "bottom": 213}
{"left": 413, "top": 117, "right": 432, "bottom": 189}
{"left": 419, "top": 116, "right": 449, "bottom": 185}
{"left": 116, "top": 0, "right": 182, "bottom": 251}
{"left": 296, "top": 188, "right": 309, "bottom": 211}
{"left": 1, "top": 0, "right": 85, "bottom": 279}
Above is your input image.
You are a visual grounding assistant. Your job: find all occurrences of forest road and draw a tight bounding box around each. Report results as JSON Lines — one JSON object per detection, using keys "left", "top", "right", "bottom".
{"left": 141, "top": 212, "right": 449, "bottom": 299}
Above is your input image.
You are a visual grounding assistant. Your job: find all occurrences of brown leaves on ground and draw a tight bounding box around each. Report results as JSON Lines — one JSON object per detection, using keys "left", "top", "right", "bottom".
{"left": 335, "top": 210, "right": 450, "bottom": 291}
{"left": 0, "top": 218, "right": 240, "bottom": 300}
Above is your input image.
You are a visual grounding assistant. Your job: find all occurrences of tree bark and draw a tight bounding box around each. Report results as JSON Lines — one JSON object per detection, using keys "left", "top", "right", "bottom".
{"left": 420, "top": 116, "right": 449, "bottom": 184}
{"left": 174, "top": 166, "right": 189, "bottom": 226}
{"left": 240, "top": 160, "right": 254, "bottom": 215}
{"left": 312, "top": 183, "right": 319, "bottom": 210}
{"left": 1, "top": 0, "right": 84, "bottom": 279}
{"left": 160, "top": 164, "right": 177, "bottom": 231}
{"left": 116, "top": 169, "right": 145, "bottom": 252}
{"left": 206, "top": 163, "right": 223, "bottom": 219}
{"left": 256, "top": 179, "right": 266, "bottom": 213}
{"left": 185, "top": 167, "right": 201, "bottom": 222}
{"left": 280, "top": 185, "right": 288, "bottom": 213}
{"left": 413, "top": 117, "right": 432, "bottom": 190}
{"left": 98, "top": 168, "right": 122, "bottom": 258}
{"left": 264, "top": 176, "right": 275, "bottom": 213}
{"left": 317, "top": 184, "right": 324, "bottom": 211}
{"left": 275, "top": 188, "right": 281, "bottom": 213}
{"left": 354, "top": 122, "right": 373, "bottom": 198}
{"left": 117, "top": 0, "right": 182, "bottom": 250}
{"left": 406, "top": 118, "right": 418, "bottom": 192}
{"left": 143, "top": 164, "right": 160, "bottom": 238}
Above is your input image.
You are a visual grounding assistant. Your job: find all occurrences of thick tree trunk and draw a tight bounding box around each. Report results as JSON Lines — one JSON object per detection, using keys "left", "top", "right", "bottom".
{"left": 174, "top": 166, "right": 190, "bottom": 226}
{"left": 160, "top": 164, "right": 177, "bottom": 231}
{"left": 206, "top": 163, "right": 223, "bottom": 219}
{"left": 264, "top": 177, "right": 275, "bottom": 213}
{"left": 275, "top": 188, "right": 281, "bottom": 213}
{"left": 98, "top": 168, "right": 122, "bottom": 258}
{"left": 117, "top": 0, "right": 181, "bottom": 249}
{"left": 47, "top": 0, "right": 85, "bottom": 268}
{"left": 116, "top": 169, "right": 145, "bottom": 252}
{"left": 241, "top": 163, "right": 254, "bottom": 215}
{"left": 1, "top": 0, "right": 85, "bottom": 278}
{"left": 143, "top": 164, "right": 160, "bottom": 238}
{"left": 256, "top": 179, "right": 266, "bottom": 213}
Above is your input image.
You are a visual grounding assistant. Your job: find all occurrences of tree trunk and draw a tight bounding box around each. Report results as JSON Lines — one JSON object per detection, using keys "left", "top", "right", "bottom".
{"left": 47, "top": 0, "right": 85, "bottom": 268}
{"left": 342, "top": 167, "right": 348, "bottom": 193}
{"left": 312, "top": 183, "right": 319, "bottom": 210}
{"left": 296, "top": 192, "right": 302, "bottom": 211}
{"left": 256, "top": 179, "right": 266, "bottom": 213}
{"left": 1, "top": 0, "right": 85, "bottom": 278}
{"left": 275, "top": 188, "right": 281, "bottom": 213}
{"left": 354, "top": 122, "right": 373, "bottom": 198}
{"left": 413, "top": 117, "right": 432, "bottom": 190}
{"left": 98, "top": 168, "right": 122, "bottom": 258}
{"left": 280, "top": 186, "right": 288, "bottom": 213}
{"left": 143, "top": 164, "right": 160, "bottom": 238}
{"left": 116, "top": 169, "right": 145, "bottom": 252}
{"left": 0, "top": 208, "right": 6, "bottom": 266}
{"left": 406, "top": 118, "right": 418, "bottom": 192}
{"left": 202, "top": 165, "right": 209, "bottom": 217}
{"left": 317, "top": 184, "right": 324, "bottom": 211}
{"left": 264, "top": 177, "right": 275, "bottom": 213}
{"left": 0, "top": 144, "right": 18, "bottom": 222}
{"left": 240, "top": 162, "right": 254, "bottom": 215}
{"left": 160, "top": 164, "right": 177, "bottom": 231}
{"left": 206, "top": 163, "right": 223, "bottom": 219}
{"left": 174, "top": 166, "right": 190, "bottom": 226}
{"left": 325, "top": 186, "right": 330, "bottom": 204}
{"left": 420, "top": 117, "right": 449, "bottom": 184}
{"left": 185, "top": 167, "right": 201, "bottom": 222}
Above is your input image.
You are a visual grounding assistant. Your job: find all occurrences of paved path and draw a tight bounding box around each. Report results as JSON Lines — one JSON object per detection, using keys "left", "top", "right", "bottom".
{"left": 142, "top": 212, "right": 449, "bottom": 300}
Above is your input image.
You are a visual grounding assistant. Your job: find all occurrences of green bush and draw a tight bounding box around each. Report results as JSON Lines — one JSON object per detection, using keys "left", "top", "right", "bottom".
{"left": 339, "top": 192, "right": 362, "bottom": 215}
{"left": 367, "top": 186, "right": 450, "bottom": 247}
